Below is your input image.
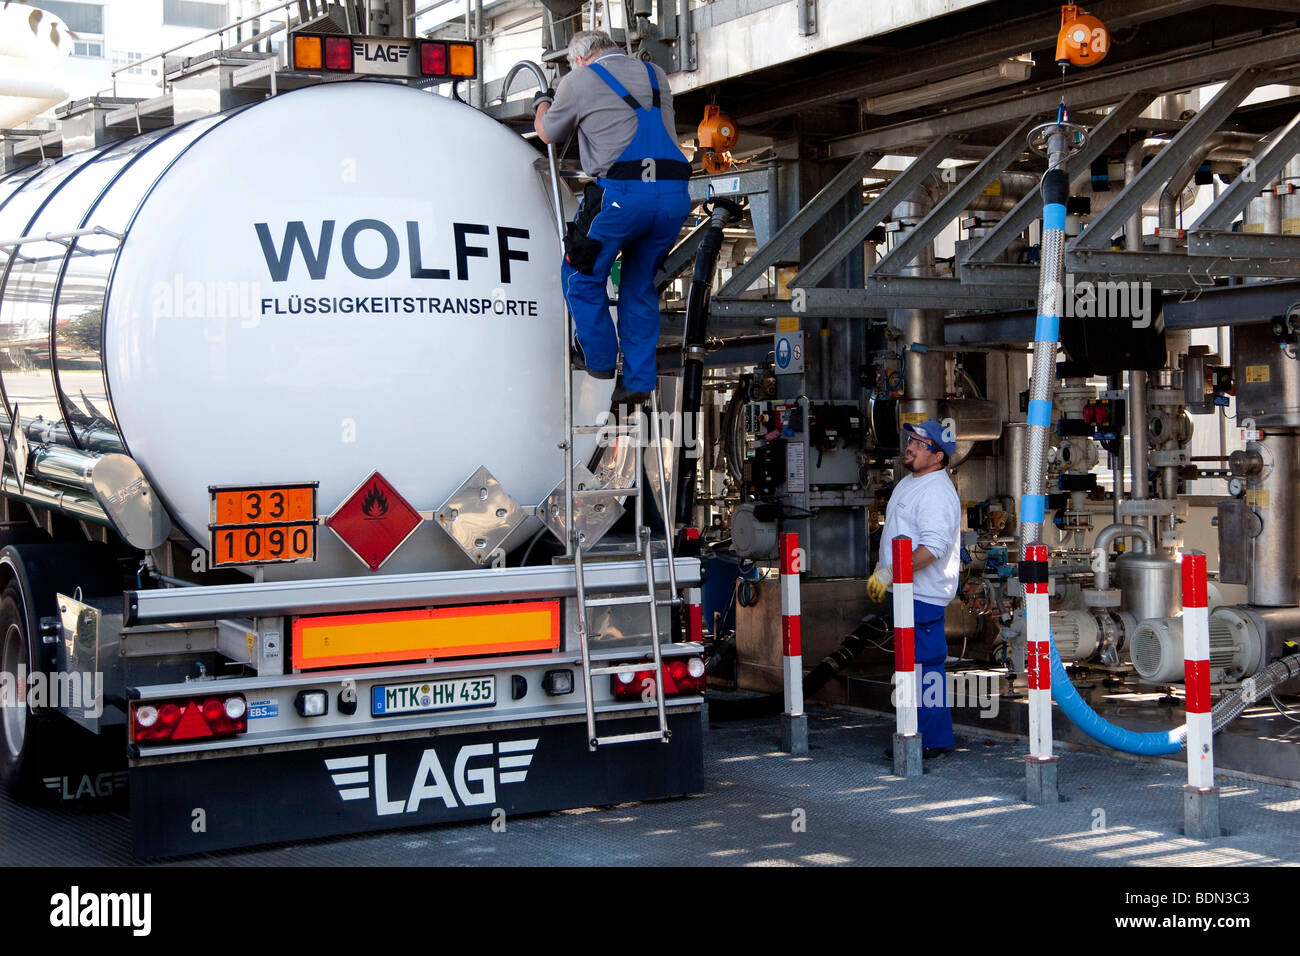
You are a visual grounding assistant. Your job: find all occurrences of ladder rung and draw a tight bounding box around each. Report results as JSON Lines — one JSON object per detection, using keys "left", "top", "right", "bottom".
{"left": 571, "top": 424, "right": 641, "bottom": 435}
{"left": 588, "top": 662, "right": 657, "bottom": 676}
{"left": 585, "top": 593, "right": 653, "bottom": 608}
{"left": 573, "top": 486, "right": 638, "bottom": 498}
{"left": 593, "top": 730, "right": 669, "bottom": 746}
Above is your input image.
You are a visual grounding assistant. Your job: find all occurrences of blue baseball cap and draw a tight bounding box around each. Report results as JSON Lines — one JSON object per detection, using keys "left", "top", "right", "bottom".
{"left": 903, "top": 420, "right": 957, "bottom": 457}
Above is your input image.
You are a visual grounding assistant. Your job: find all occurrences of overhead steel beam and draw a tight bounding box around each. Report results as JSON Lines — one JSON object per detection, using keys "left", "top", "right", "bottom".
{"left": 1162, "top": 279, "right": 1300, "bottom": 328}
{"left": 1065, "top": 248, "right": 1294, "bottom": 281}
{"left": 874, "top": 116, "right": 1037, "bottom": 275}
{"left": 1191, "top": 107, "right": 1300, "bottom": 231}
{"left": 715, "top": 150, "right": 881, "bottom": 298}
{"left": 825, "top": 32, "right": 1300, "bottom": 156}
{"left": 945, "top": 310, "right": 1038, "bottom": 346}
{"left": 733, "top": 0, "right": 1217, "bottom": 125}
{"left": 1186, "top": 230, "right": 1300, "bottom": 270}
{"left": 959, "top": 91, "right": 1157, "bottom": 271}
{"left": 790, "top": 135, "right": 959, "bottom": 289}
{"left": 1073, "top": 67, "right": 1268, "bottom": 250}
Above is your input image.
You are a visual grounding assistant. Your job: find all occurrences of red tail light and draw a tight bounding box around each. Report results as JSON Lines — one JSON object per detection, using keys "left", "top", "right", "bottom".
{"left": 324, "top": 36, "right": 353, "bottom": 71}
{"left": 610, "top": 658, "right": 706, "bottom": 700}
{"left": 420, "top": 40, "right": 448, "bottom": 77}
{"left": 132, "top": 694, "right": 248, "bottom": 744}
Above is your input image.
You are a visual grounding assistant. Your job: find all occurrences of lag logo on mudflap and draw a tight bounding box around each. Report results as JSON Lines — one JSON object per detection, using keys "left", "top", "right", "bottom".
{"left": 44, "top": 770, "right": 129, "bottom": 801}
{"left": 325, "top": 738, "right": 538, "bottom": 816}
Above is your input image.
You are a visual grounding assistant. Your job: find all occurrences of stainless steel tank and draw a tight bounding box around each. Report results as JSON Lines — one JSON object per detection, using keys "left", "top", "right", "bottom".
{"left": 1116, "top": 551, "right": 1180, "bottom": 621}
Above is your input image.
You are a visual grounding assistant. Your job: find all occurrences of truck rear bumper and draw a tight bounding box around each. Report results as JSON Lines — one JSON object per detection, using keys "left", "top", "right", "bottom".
{"left": 130, "top": 707, "right": 704, "bottom": 857}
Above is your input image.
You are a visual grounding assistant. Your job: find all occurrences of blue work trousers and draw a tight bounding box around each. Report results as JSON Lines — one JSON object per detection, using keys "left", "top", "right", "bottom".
{"left": 561, "top": 178, "right": 691, "bottom": 393}
{"left": 914, "top": 599, "right": 955, "bottom": 750}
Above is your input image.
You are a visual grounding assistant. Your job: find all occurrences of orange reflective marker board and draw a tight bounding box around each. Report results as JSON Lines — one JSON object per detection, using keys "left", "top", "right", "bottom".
{"left": 292, "top": 600, "right": 561, "bottom": 669}
{"left": 211, "top": 484, "right": 317, "bottom": 526}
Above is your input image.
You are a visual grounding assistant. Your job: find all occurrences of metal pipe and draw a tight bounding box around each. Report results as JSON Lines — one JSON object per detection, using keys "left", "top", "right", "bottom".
{"left": 1158, "top": 135, "right": 1259, "bottom": 252}
{"left": 1123, "top": 138, "right": 1167, "bottom": 251}
{"left": 1247, "top": 433, "right": 1300, "bottom": 607}
{"left": 892, "top": 193, "right": 944, "bottom": 428}
{"left": 1090, "top": 521, "right": 1154, "bottom": 591}
{"left": 1129, "top": 370, "right": 1149, "bottom": 502}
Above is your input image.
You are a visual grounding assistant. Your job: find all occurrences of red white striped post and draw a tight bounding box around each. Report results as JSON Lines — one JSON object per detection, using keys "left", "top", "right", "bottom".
{"left": 684, "top": 529, "right": 703, "bottom": 644}
{"left": 1022, "top": 543, "right": 1053, "bottom": 759}
{"left": 779, "top": 532, "right": 807, "bottom": 753}
{"left": 1182, "top": 552, "right": 1214, "bottom": 786}
{"left": 1181, "top": 551, "right": 1219, "bottom": 837}
{"left": 780, "top": 533, "right": 803, "bottom": 716}
{"left": 891, "top": 536, "right": 917, "bottom": 738}
{"left": 1021, "top": 541, "right": 1058, "bottom": 804}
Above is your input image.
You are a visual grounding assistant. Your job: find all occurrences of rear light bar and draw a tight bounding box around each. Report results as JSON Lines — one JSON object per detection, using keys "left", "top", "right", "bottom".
{"left": 294, "top": 34, "right": 353, "bottom": 72}
{"left": 289, "top": 32, "right": 476, "bottom": 80}
{"left": 418, "top": 39, "right": 477, "bottom": 78}
{"left": 610, "top": 657, "right": 706, "bottom": 701}
{"left": 131, "top": 694, "right": 248, "bottom": 744}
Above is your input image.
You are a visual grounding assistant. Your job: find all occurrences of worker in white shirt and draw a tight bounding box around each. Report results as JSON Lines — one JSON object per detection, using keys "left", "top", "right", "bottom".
{"left": 867, "top": 420, "right": 962, "bottom": 757}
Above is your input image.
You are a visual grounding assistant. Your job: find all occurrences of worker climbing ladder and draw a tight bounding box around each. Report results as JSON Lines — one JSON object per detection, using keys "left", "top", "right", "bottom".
{"left": 503, "top": 59, "right": 681, "bottom": 750}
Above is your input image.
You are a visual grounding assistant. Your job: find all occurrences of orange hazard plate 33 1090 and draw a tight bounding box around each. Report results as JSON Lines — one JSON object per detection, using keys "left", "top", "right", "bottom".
{"left": 291, "top": 600, "right": 561, "bottom": 669}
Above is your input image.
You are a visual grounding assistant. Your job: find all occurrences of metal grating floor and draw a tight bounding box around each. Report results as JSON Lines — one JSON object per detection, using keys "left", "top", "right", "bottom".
{"left": 3, "top": 707, "right": 1300, "bottom": 866}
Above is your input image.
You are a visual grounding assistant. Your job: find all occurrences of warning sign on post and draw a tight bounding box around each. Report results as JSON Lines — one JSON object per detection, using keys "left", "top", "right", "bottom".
{"left": 775, "top": 331, "right": 804, "bottom": 374}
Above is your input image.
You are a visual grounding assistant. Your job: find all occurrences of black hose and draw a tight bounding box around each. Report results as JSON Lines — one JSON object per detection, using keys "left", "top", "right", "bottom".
{"left": 802, "top": 612, "right": 892, "bottom": 697}
{"left": 674, "top": 197, "right": 745, "bottom": 530}
{"left": 705, "top": 611, "right": 891, "bottom": 721}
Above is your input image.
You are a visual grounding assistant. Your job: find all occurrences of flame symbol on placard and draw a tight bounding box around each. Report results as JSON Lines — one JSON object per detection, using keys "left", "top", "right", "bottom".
{"left": 362, "top": 485, "right": 389, "bottom": 518}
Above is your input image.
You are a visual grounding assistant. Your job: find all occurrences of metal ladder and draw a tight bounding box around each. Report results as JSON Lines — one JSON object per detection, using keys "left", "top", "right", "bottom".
{"left": 570, "top": 394, "right": 680, "bottom": 750}
{"left": 502, "top": 58, "right": 681, "bottom": 750}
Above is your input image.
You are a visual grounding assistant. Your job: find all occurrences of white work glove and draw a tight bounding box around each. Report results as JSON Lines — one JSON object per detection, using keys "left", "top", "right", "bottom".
{"left": 866, "top": 566, "right": 893, "bottom": 604}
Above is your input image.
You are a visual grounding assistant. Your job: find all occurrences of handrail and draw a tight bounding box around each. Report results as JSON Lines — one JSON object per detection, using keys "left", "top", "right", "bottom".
{"left": 0, "top": 225, "right": 123, "bottom": 250}
{"left": 108, "top": 0, "right": 305, "bottom": 95}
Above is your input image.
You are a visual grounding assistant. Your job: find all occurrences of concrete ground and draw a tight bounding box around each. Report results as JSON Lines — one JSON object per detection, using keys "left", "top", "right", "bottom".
{"left": 3, "top": 706, "right": 1299, "bottom": 866}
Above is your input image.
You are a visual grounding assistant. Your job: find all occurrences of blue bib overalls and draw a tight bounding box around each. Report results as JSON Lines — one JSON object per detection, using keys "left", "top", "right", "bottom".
{"left": 560, "top": 60, "right": 692, "bottom": 394}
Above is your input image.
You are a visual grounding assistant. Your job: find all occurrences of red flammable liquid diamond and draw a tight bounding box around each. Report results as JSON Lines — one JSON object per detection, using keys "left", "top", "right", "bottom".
{"left": 326, "top": 471, "right": 423, "bottom": 571}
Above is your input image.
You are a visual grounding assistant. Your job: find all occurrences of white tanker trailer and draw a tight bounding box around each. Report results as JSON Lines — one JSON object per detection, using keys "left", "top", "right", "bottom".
{"left": 0, "top": 79, "right": 704, "bottom": 855}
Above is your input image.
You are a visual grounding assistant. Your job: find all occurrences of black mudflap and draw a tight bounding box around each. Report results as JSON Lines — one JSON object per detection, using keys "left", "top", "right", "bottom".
{"left": 131, "top": 711, "right": 704, "bottom": 857}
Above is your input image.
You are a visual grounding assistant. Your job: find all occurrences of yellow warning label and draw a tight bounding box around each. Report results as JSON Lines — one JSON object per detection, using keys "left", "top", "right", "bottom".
{"left": 1246, "top": 365, "right": 1271, "bottom": 383}
{"left": 777, "top": 316, "right": 800, "bottom": 332}
{"left": 247, "top": 632, "right": 256, "bottom": 657}
{"left": 981, "top": 181, "right": 1002, "bottom": 197}
{"left": 901, "top": 412, "right": 926, "bottom": 426}
{"left": 1246, "top": 489, "right": 1271, "bottom": 508}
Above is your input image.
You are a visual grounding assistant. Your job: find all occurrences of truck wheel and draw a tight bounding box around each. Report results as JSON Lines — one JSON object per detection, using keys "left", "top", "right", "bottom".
{"left": 0, "top": 582, "right": 51, "bottom": 801}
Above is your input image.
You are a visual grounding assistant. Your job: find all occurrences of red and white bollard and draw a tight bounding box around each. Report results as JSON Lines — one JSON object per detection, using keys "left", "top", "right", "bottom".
{"left": 779, "top": 532, "right": 807, "bottom": 754}
{"left": 684, "top": 529, "right": 703, "bottom": 644}
{"left": 1181, "top": 551, "right": 1220, "bottom": 838}
{"left": 891, "top": 535, "right": 922, "bottom": 776}
{"left": 1021, "top": 542, "right": 1059, "bottom": 803}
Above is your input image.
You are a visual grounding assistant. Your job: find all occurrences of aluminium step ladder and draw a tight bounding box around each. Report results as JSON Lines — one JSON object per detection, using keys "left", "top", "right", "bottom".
{"left": 567, "top": 392, "right": 681, "bottom": 750}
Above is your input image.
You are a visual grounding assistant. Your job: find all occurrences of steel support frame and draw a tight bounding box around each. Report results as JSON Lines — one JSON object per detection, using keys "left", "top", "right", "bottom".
{"left": 875, "top": 117, "right": 1036, "bottom": 275}
{"left": 790, "top": 135, "right": 960, "bottom": 289}
{"left": 825, "top": 32, "right": 1300, "bottom": 157}
{"left": 960, "top": 91, "right": 1157, "bottom": 277}
{"left": 714, "top": 149, "right": 881, "bottom": 298}
{"left": 1071, "top": 67, "right": 1268, "bottom": 252}
{"left": 1191, "top": 107, "right": 1300, "bottom": 232}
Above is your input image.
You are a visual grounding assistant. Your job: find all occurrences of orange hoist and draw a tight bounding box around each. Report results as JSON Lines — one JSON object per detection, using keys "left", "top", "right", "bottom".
{"left": 697, "top": 104, "right": 739, "bottom": 174}
{"left": 1056, "top": 4, "right": 1109, "bottom": 68}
